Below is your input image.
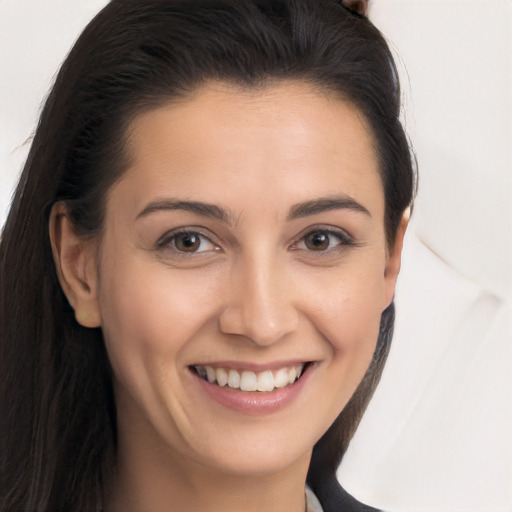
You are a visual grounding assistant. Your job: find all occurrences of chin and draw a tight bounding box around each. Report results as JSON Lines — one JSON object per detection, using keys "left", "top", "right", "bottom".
{"left": 193, "top": 442, "right": 313, "bottom": 478}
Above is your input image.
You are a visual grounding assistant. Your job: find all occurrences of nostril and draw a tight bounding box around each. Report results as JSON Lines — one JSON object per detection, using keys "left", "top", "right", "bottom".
{"left": 217, "top": 265, "right": 299, "bottom": 345}
{"left": 218, "top": 302, "right": 299, "bottom": 346}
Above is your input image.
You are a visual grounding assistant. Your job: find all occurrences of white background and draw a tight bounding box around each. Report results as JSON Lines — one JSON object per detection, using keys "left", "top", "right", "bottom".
{"left": 1, "top": 1, "right": 511, "bottom": 510}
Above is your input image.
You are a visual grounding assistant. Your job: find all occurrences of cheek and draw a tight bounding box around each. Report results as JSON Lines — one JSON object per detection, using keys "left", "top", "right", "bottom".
{"left": 324, "top": 283, "right": 383, "bottom": 410}
{"left": 297, "top": 259, "right": 385, "bottom": 381}
{"left": 96, "top": 253, "right": 218, "bottom": 390}
{"left": 326, "top": 288, "right": 382, "bottom": 377}
{"left": 305, "top": 262, "right": 385, "bottom": 339}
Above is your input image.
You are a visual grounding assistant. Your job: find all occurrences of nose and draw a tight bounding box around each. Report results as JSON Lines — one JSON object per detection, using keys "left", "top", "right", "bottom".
{"left": 218, "top": 255, "right": 299, "bottom": 346}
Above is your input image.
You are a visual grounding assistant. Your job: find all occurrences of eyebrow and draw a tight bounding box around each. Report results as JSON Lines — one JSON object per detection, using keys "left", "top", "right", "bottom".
{"left": 287, "top": 195, "right": 371, "bottom": 220}
{"left": 136, "top": 194, "right": 370, "bottom": 223}
{"left": 136, "top": 199, "right": 232, "bottom": 223}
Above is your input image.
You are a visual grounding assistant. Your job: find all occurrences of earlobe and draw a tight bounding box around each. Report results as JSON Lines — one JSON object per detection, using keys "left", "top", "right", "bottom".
{"left": 49, "top": 202, "right": 102, "bottom": 328}
{"left": 383, "top": 210, "right": 409, "bottom": 308}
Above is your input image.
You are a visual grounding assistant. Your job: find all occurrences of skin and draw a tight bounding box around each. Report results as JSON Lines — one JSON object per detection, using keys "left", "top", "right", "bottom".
{"left": 343, "top": 0, "right": 369, "bottom": 16}
{"left": 51, "top": 81, "right": 406, "bottom": 512}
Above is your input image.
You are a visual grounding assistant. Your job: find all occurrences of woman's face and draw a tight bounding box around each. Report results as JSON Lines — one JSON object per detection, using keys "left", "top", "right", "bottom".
{"left": 86, "top": 82, "right": 402, "bottom": 477}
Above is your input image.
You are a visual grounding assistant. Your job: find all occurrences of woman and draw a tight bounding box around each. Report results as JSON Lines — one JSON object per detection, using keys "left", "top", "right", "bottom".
{"left": 0, "top": 1, "right": 415, "bottom": 511}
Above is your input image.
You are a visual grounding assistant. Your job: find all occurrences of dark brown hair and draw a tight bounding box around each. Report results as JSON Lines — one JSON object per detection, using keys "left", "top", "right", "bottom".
{"left": 0, "top": 1, "right": 414, "bottom": 510}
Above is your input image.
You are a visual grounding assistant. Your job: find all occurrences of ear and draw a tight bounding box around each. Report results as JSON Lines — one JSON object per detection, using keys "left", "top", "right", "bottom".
{"left": 49, "top": 202, "right": 102, "bottom": 328}
{"left": 341, "top": 0, "right": 369, "bottom": 16}
{"left": 383, "top": 210, "right": 409, "bottom": 309}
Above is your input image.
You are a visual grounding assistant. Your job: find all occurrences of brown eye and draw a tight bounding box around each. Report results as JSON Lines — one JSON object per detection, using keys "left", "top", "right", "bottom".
{"left": 157, "top": 230, "right": 218, "bottom": 254}
{"left": 174, "top": 232, "right": 201, "bottom": 252}
{"left": 294, "top": 228, "right": 355, "bottom": 254}
{"left": 304, "top": 231, "right": 330, "bottom": 251}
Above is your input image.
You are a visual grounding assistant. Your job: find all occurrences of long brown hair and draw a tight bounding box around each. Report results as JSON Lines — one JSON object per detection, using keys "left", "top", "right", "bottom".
{"left": 0, "top": 1, "right": 415, "bottom": 510}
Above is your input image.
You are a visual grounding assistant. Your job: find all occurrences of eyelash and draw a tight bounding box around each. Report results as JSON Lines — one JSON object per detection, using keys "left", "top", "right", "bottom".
{"left": 156, "top": 229, "right": 219, "bottom": 255}
{"left": 290, "top": 228, "right": 356, "bottom": 253}
{"left": 156, "top": 226, "right": 356, "bottom": 256}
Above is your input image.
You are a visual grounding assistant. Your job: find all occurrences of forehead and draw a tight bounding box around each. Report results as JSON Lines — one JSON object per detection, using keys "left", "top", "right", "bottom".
{"left": 114, "top": 81, "right": 384, "bottom": 220}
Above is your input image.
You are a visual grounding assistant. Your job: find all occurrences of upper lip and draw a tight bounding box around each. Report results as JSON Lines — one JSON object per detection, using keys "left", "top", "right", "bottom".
{"left": 188, "top": 359, "right": 314, "bottom": 372}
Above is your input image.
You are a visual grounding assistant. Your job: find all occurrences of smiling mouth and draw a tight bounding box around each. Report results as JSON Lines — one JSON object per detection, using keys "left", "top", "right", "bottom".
{"left": 191, "top": 363, "right": 308, "bottom": 392}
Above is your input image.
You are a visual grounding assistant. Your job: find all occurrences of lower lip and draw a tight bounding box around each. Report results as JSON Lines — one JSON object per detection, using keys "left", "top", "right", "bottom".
{"left": 190, "top": 364, "right": 313, "bottom": 415}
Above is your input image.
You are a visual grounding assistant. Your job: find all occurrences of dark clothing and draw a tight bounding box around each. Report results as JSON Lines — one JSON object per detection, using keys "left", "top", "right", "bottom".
{"left": 313, "top": 475, "right": 380, "bottom": 512}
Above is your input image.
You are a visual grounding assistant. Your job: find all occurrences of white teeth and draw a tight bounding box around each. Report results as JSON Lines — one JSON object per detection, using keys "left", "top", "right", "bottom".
{"left": 228, "top": 369, "right": 240, "bottom": 389}
{"left": 205, "top": 366, "right": 216, "bottom": 383}
{"left": 274, "top": 368, "right": 290, "bottom": 388}
{"left": 216, "top": 367, "right": 228, "bottom": 387}
{"left": 240, "top": 371, "right": 258, "bottom": 391}
{"left": 257, "top": 370, "right": 274, "bottom": 392}
{"left": 195, "top": 363, "right": 306, "bottom": 392}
